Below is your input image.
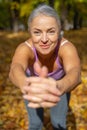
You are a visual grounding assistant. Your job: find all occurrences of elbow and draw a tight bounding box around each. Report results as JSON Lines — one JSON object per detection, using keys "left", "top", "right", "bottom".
{"left": 77, "top": 72, "right": 82, "bottom": 86}
{"left": 77, "top": 77, "right": 81, "bottom": 86}
{"left": 79, "top": 76, "right": 82, "bottom": 84}
{"left": 9, "top": 69, "right": 12, "bottom": 82}
{"left": 9, "top": 64, "right": 15, "bottom": 81}
{"left": 9, "top": 71, "right": 11, "bottom": 79}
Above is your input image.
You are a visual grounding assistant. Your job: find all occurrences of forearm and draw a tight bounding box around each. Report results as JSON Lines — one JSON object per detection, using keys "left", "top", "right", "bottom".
{"left": 9, "top": 63, "right": 27, "bottom": 92}
{"left": 57, "top": 68, "right": 81, "bottom": 95}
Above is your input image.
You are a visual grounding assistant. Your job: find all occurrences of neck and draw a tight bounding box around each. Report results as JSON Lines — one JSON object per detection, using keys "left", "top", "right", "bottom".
{"left": 37, "top": 47, "right": 58, "bottom": 67}
{"left": 38, "top": 51, "right": 54, "bottom": 61}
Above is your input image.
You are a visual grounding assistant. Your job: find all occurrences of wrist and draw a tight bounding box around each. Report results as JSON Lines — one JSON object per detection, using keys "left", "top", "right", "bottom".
{"left": 56, "top": 81, "right": 65, "bottom": 95}
{"left": 19, "top": 76, "right": 27, "bottom": 94}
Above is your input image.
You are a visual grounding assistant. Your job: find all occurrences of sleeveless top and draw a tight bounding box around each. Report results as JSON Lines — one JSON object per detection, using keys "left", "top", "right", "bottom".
{"left": 25, "top": 40, "right": 68, "bottom": 80}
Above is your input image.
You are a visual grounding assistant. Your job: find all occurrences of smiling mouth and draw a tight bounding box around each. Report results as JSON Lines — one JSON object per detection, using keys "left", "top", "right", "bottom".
{"left": 40, "top": 44, "right": 50, "bottom": 49}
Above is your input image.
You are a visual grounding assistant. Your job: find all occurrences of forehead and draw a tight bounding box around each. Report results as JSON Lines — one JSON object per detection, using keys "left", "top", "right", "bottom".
{"left": 30, "top": 15, "right": 58, "bottom": 28}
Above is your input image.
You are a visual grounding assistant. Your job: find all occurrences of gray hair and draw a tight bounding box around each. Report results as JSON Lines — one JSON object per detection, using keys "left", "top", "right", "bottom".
{"left": 28, "top": 4, "right": 61, "bottom": 33}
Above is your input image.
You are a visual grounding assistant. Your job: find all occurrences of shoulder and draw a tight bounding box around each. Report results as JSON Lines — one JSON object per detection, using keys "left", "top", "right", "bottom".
{"left": 13, "top": 39, "right": 34, "bottom": 60}
{"left": 58, "top": 37, "right": 79, "bottom": 62}
{"left": 59, "top": 37, "right": 77, "bottom": 54}
{"left": 16, "top": 39, "right": 33, "bottom": 51}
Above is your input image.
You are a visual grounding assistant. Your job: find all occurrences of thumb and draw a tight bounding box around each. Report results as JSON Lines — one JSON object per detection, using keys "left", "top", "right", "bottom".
{"left": 40, "top": 66, "right": 48, "bottom": 77}
{"left": 33, "top": 61, "right": 42, "bottom": 76}
{"left": 33, "top": 62, "right": 48, "bottom": 77}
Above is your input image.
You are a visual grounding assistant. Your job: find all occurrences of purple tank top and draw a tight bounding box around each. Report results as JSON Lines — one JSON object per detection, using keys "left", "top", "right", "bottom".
{"left": 26, "top": 45, "right": 65, "bottom": 80}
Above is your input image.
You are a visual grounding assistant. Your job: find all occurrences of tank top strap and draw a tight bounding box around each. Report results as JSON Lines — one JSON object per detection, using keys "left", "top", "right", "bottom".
{"left": 55, "top": 40, "right": 68, "bottom": 68}
{"left": 25, "top": 41, "right": 33, "bottom": 50}
{"left": 61, "top": 40, "right": 68, "bottom": 46}
{"left": 54, "top": 43, "right": 62, "bottom": 68}
{"left": 25, "top": 41, "right": 38, "bottom": 61}
{"left": 32, "top": 47, "right": 38, "bottom": 61}
{"left": 56, "top": 56, "right": 62, "bottom": 68}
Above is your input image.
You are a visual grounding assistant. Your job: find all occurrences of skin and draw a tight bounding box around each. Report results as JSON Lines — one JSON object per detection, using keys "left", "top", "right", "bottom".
{"left": 9, "top": 15, "right": 81, "bottom": 108}
{"left": 29, "top": 15, "right": 59, "bottom": 56}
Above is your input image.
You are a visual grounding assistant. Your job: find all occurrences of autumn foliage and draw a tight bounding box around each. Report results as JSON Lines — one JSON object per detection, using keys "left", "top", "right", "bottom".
{"left": 0, "top": 29, "right": 87, "bottom": 130}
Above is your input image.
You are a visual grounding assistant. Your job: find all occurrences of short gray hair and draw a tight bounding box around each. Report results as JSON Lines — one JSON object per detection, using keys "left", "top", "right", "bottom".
{"left": 28, "top": 4, "right": 61, "bottom": 33}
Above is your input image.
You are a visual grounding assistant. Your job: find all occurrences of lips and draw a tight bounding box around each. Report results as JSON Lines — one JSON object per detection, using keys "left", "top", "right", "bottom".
{"left": 40, "top": 44, "right": 50, "bottom": 49}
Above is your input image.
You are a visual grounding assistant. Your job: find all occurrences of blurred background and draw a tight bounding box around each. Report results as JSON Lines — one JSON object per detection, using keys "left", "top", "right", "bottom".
{"left": 0, "top": 0, "right": 87, "bottom": 130}
{"left": 0, "top": 0, "right": 87, "bottom": 32}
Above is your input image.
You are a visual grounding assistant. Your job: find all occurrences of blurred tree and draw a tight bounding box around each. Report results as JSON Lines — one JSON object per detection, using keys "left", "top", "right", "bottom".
{"left": 20, "top": 0, "right": 48, "bottom": 29}
{"left": 72, "top": 1, "right": 87, "bottom": 29}
{"left": 0, "top": 0, "right": 87, "bottom": 31}
{"left": 0, "top": 2, "right": 10, "bottom": 30}
{"left": 54, "top": 0, "right": 87, "bottom": 30}
{"left": 48, "top": 0, "right": 55, "bottom": 8}
{"left": 10, "top": 1, "right": 20, "bottom": 32}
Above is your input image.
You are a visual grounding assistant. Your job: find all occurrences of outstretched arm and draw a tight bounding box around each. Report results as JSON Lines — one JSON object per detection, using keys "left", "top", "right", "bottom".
{"left": 57, "top": 41, "right": 81, "bottom": 95}
{"left": 9, "top": 43, "right": 61, "bottom": 108}
{"left": 9, "top": 43, "right": 33, "bottom": 93}
{"left": 23, "top": 42, "right": 81, "bottom": 108}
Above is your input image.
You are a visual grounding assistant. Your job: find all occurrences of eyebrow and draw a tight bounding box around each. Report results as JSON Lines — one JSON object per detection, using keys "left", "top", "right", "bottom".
{"left": 33, "top": 27, "right": 56, "bottom": 31}
{"left": 47, "top": 27, "right": 56, "bottom": 31}
{"left": 32, "top": 28, "right": 41, "bottom": 31}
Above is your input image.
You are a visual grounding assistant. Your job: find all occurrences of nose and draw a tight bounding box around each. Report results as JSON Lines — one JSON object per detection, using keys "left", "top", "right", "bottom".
{"left": 41, "top": 33, "right": 48, "bottom": 43}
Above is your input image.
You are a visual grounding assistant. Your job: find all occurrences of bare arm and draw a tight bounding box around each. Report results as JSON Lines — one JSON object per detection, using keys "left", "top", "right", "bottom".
{"left": 9, "top": 43, "right": 34, "bottom": 93}
{"left": 10, "top": 40, "right": 81, "bottom": 108}
{"left": 22, "top": 41, "right": 81, "bottom": 108}
{"left": 57, "top": 41, "right": 81, "bottom": 94}
{"left": 9, "top": 42, "right": 61, "bottom": 108}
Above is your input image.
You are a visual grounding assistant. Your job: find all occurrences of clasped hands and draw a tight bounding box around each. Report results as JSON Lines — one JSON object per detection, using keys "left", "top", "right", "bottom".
{"left": 23, "top": 62, "right": 61, "bottom": 108}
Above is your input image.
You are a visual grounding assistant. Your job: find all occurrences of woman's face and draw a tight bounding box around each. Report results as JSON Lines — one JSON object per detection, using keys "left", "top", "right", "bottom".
{"left": 30, "top": 15, "right": 59, "bottom": 55}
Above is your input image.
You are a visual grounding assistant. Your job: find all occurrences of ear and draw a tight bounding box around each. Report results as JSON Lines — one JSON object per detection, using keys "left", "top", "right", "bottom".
{"left": 33, "top": 62, "right": 48, "bottom": 77}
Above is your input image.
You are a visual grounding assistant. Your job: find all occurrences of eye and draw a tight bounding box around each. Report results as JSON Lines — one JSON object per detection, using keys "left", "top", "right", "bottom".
{"left": 48, "top": 30, "right": 56, "bottom": 34}
{"left": 33, "top": 31, "right": 41, "bottom": 36}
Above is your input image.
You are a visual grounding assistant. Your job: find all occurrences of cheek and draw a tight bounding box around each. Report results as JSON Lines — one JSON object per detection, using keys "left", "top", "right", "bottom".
{"left": 49, "top": 35, "right": 58, "bottom": 42}
{"left": 31, "top": 36, "right": 41, "bottom": 43}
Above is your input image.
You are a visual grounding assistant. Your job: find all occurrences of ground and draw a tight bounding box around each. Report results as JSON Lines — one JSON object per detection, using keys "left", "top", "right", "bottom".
{"left": 0, "top": 28, "right": 87, "bottom": 130}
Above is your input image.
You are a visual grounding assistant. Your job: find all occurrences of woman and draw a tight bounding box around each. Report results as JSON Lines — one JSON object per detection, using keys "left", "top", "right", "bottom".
{"left": 9, "top": 4, "right": 81, "bottom": 130}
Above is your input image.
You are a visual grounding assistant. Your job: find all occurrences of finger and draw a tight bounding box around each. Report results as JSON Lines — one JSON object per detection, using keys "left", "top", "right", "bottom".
{"left": 23, "top": 87, "right": 60, "bottom": 103}
{"left": 28, "top": 102, "right": 42, "bottom": 108}
{"left": 37, "top": 93, "right": 60, "bottom": 103}
{"left": 33, "top": 62, "right": 42, "bottom": 76}
{"left": 40, "top": 66, "right": 48, "bottom": 77}
{"left": 23, "top": 94, "right": 43, "bottom": 102}
{"left": 23, "top": 84, "right": 47, "bottom": 94}
{"left": 25, "top": 76, "right": 54, "bottom": 84}
{"left": 24, "top": 79, "right": 61, "bottom": 96}
{"left": 34, "top": 61, "right": 48, "bottom": 77}
{"left": 26, "top": 77, "right": 41, "bottom": 84}
{"left": 25, "top": 76, "right": 61, "bottom": 96}
{"left": 28, "top": 101, "right": 57, "bottom": 108}
{"left": 23, "top": 92, "right": 60, "bottom": 104}
{"left": 41, "top": 101, "right": 57, "bottom": 108}
{"left": 40, "top": 78, "right": 61, "bottom": 96}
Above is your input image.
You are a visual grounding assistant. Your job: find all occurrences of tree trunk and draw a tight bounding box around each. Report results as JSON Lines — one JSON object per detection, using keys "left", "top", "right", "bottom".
{"left": 59, "top": 1, "right": 68, "bottom": 30}
{"left": 73, "top": 10, "right": 79, "bottom": 29}
{"left": 48, "top": 0, "right": 55, "bottom": 8}
{"left": 79, "top": 16, "right": 83, "bottom": 28}
{"left": 11, "top": 9, "right": 19, "bottom": 32}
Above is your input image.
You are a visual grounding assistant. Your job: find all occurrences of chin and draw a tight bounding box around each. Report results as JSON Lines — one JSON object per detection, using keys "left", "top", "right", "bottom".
{"left": 39, "top": 49, "right": 52, "bottom": 56}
